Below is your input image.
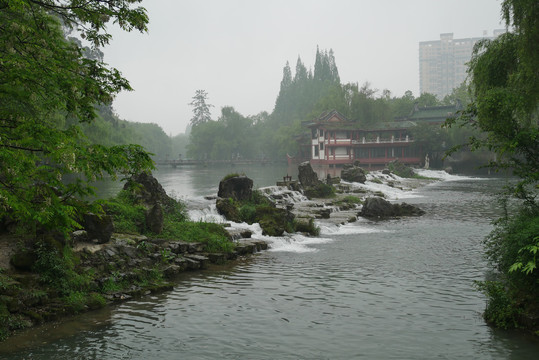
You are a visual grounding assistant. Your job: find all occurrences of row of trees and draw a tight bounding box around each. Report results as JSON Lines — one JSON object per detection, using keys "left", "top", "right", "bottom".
{"left": 76, "top": 104, "right": 187, "bottom": 162}
{"left": 187, "top": 48, "right": 473, "bottom": 162}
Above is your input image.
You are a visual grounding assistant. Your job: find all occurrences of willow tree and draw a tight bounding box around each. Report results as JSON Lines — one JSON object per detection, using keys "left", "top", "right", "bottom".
{"left": 0, "top": 1, "right": 153, "bottom": 237}
{"left": 447, "top": 0, "right": 539, "bottom": 330}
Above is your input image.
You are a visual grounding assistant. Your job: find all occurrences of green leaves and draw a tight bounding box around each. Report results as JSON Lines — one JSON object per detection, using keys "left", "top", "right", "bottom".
{"left": 509, "top": 236, "right": 539, "bottom": 275}
{"left": 0, "top": 1, "right": 153, "bottom": 236}
{"left": 449, "top": 1, "right": 539, "bottom": 203}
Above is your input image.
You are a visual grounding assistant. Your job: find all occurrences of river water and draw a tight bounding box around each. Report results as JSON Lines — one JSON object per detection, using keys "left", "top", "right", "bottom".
{"left": 1, "top": 165, "right": 538, "bottom": 359}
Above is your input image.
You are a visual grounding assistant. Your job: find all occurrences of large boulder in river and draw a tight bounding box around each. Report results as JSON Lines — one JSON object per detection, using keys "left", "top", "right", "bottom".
{"left": 218, "top": 175, "right": 253, "bottom": 202}
{"left": 298, "top": 162, "right": 321, "bottom": 188}
{"left": 124, "top": 172, "right": 175, "bottom": 210}
{"left": 121, "top": 172, "right": 178, "bottom": 234}
{"left": 359, "top": 197, "right": 425, "bottom": 219}
{"left": 341, "top": 166, "right": 367, "bottom": 183}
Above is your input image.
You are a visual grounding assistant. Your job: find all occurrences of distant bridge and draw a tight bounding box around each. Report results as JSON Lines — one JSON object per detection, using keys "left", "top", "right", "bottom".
{"left": 155, "top": 159, "right": 282, "bottom": 167}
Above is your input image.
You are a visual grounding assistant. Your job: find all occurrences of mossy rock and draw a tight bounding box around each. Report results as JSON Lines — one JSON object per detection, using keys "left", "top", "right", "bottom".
{"left": 216, "top": 198, "right": 241, "bottom": 222}
{"left": 294, "top": 217, "right": 320, "bottom": 236}
{"left": 304, "top": 183, "right": 335, "bottom": 199}
{"left": 259, "top": 217, "right": 285, "bottom": 236}
{"left": 255, "top": 206, "right": 294, "bottom": 236}
{"left": 387, "top": 160, "right": 415, "bottom": 178}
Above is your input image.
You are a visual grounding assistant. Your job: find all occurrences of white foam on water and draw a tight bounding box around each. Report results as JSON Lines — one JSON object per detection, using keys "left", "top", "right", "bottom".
{"left": 415, "top": 169, "right": 483, "bottom": 181}
{"left": 318, "top": 222, "right": 388, "bottom": 236}
{"left": 259, "top": 185, "right": 310, "bottom": 203}
{"left": 262, "top": 233, "right": 334, "bottom": 253}
{"left": 188, "top": 204, "right": 228, "bottom": 223}
{"left": 227, "top": 220, "right": 333, "bottom": 253}
{"left": 228, "top": 221, "right": 264, "bottom": 234}
{"left": 185, "top": 194, "right": 229, "bottom": 223}
{"left": 343, "top": 178, "right": 421, "bottom": 200}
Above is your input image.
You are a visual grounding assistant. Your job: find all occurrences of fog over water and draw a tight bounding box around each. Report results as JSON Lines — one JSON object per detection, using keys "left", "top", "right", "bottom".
{"left": 104, "top": 0, "right": 504, "bottom": 135}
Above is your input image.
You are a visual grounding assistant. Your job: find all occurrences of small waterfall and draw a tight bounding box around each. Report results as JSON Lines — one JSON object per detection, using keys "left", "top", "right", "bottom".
{"left": 188, "top": 203, "right": 227, "bottom": 223}
{"left": 259, "top": 185, "right": 309, "bottom": 207}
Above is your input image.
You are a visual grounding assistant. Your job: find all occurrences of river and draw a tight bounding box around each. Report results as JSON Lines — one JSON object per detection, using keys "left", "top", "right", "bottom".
{"left": 1, "top": 165, "right": 538, "bottom": 359}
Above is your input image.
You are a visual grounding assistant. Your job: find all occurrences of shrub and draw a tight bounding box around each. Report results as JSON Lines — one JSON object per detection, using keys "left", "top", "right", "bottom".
{"left": 204, "top": 233, "right": 236, "bottom": 253}
{"left": 33, "top": 242, "right": 89, "bottom": 296}
{"left": 304, "top": 183, "right": 335, "bottom": 199}
{"left": 480, "top": 205, "right": 539, "bottom": 329}
{"left": 294, "top": 218, "right": 320, "bottom": 236}
{"left": 239, "top": 204, "right": 257, "bottom": 223}
{"left": 101, "top": 193, "right": 146, "bottom": 234}
{"left": 250, "top": 190, "right": 273, "bottom": 206}
{"left": 337, "top": 195, "right": 362, "bottom": 205}
{"left": 387, "top": 160, "right": 415, "bottom": 178}
{"left": 476, "top": 280, "right": 520, "bottom": 329}
{"left": 64, "top": 291, "right": 87, "bottom": 313}
{"left": 86, "top": 293, "right": 106, "bottom": 309}
{"left": 222, "top": 173, "right": 241, "bottom": 181}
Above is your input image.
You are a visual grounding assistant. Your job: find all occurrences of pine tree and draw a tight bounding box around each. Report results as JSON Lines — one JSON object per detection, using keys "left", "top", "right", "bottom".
{"left": 329, "top": 49, "right": 340, "bottom": 83}
{"left": 188, "top": 90, "right": 213, "bottom": 127}
{"left": 279, "top": 61, "right": 292, "bottom": 93}
{"left": 314, "top": 46, "right": 323, "bottom": 81}
{"left": 294, "top": 57, "right": 308, "bottom": 83}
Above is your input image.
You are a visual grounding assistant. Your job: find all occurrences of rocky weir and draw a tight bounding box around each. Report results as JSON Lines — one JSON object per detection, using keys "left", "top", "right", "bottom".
{"left": 253, "top": 161, "right": 430, "bottom": 230}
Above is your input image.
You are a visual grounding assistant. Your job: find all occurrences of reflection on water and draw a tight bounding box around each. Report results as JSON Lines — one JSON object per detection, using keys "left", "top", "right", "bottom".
{"left": 92, "top": 164, "right": 299, "bottom": 199}
{"left": 2, "top": 169, "right": 538, "bottom": 359}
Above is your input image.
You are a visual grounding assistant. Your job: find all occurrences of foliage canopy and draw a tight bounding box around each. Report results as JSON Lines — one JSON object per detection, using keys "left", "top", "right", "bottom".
{"left": 0, "top": 0, "right": 154, "bottom": 236}
{"left": 446, "top": 0, "right": 538, "bottom": 202}
{"left": 457, "top": 0, "right": 539, "bottom": 331}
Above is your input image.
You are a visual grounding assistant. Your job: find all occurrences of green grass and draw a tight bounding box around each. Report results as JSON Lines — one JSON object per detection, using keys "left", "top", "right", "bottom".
{"left": 222, "top": 173, "right": 242, "bottom": 181}
{"left": 304, "top": 183, "right": 336, "bottom": 199}
{"left": 412, "top": 174, "right": 437, "bottom": 180}
{"left": 101, "top": 191, "right": 146, "bottom": 234}
{"left": 161, "top": 221, "right": 235, "bottom": 253}
{"left": 294, "top": 218, "right": 320, "bottom": 236}
{"left": 336, "top": 195, "right": 362, "bottom": 205}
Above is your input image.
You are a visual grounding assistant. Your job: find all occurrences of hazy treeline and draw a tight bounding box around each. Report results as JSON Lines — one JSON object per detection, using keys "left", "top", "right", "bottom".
{"left": 80, "top": 47, "right": 472, "bottom": 163}
{"left": 76, "top": 104, "right": 188, "bottom": 161}
{"left": 187, "top": 47, "right": 472, "bottom": 161}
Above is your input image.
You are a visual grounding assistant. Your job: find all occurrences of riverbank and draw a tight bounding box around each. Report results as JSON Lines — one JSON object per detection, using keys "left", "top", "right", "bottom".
{"left": 0, "top": 230, "right": 268, "bottom": 341}
{"left": 0, "top": 166, "right": 443, "bottom": 342}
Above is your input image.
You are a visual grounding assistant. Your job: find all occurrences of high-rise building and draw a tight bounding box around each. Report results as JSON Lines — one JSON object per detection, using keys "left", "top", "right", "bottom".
{"left": 419, "top": 30, "right": 505, "bottom": 99}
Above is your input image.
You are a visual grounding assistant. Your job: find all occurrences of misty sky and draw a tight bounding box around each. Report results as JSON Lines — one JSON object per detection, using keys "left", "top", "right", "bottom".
{"left": 104, "top": 0, "right": 504, "bottom": 136}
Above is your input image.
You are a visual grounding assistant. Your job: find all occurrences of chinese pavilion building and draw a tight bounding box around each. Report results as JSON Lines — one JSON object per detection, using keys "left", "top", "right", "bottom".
{"left": 306, "top": 104, "right": 460, "bottom": 168}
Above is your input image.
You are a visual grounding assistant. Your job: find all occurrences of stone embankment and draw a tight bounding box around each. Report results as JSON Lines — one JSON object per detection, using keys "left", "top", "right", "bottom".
{"left": 0, "top": 233, "right": 267, "bottom": 336}
{"left": 73, "top": 234, "right": 267, "bottom": 303}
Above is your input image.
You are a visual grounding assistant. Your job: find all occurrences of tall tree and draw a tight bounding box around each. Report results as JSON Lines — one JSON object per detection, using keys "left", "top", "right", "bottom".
{"left": 328, "top": 49, "right": 340, "bottom": 83}
{"left": 188, "top": 90, "right": 213, "bottom": 127}
{"left": 448, "top": 2, "right": 538, "bottom": 200}
{"left": 294, "top": 57, "right": 308, "bottom": 83}
{"left": 280, "top": 61, "right": 293, "bottom": 90}
{"left": 0, "top": 0, "right": 153, "bottom": 236}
